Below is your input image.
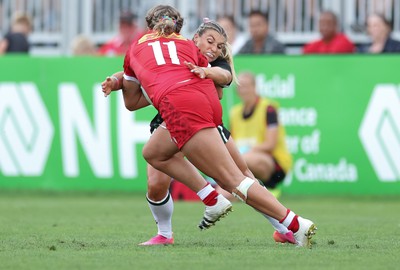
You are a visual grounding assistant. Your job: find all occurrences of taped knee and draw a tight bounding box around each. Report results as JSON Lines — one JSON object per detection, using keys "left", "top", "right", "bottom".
{"left": 232, "top": 177, "right": 255, "bottom": 202}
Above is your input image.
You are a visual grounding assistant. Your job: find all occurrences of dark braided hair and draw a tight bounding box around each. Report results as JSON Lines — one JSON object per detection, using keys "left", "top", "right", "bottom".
{"left": 145, "top": 5, "right": 184, "bottom": 36}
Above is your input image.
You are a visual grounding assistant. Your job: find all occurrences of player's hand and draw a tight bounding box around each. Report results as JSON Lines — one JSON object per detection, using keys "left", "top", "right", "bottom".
{"left": 185, "top": 61, "right": 196, "bottom": 70}
{"left": 101, "top": 76, "right": 114, "bottom": 97}
{"left": 185, "top": 61, "right": 208, "bottom": 79}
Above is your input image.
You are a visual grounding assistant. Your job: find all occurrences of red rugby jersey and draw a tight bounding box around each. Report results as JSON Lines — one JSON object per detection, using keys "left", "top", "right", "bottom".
{"left": 123, "top": 32, "right": 211, "bottom": 107}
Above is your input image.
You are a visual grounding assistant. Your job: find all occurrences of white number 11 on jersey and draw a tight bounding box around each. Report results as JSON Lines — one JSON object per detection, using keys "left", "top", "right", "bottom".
{"left": 148, "top": 41, "right": 180, "bottom": 65}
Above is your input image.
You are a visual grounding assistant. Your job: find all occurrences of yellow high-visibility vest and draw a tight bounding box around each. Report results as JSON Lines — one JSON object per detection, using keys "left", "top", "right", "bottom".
{"left": 230, "top": 98, "right": 292, "bottom": 173}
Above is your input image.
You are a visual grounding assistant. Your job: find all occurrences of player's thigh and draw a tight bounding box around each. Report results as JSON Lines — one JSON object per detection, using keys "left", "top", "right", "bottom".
{"left": 181, "top": 128, "right": 244, "bottom": 190}
{"left": 143, "top": 123, "right": 179, "bottom": 161}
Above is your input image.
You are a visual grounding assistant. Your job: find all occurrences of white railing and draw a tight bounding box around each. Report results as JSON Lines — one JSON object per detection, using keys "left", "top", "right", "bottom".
{"left": 0, "top": 0, "right": 399, "bottom": 55}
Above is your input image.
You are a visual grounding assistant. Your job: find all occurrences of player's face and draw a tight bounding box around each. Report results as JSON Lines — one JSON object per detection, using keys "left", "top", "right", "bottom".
{"left": 194, "top": 29, "right": 226, "bottom": 62}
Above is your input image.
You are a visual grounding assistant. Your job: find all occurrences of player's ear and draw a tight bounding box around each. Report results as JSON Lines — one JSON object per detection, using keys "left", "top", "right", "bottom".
{"left": 193, "top": 33, "right": 200, "bottom": 44}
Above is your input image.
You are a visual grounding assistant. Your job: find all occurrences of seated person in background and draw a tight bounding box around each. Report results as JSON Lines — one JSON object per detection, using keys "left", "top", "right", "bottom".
{"left": 98, "top": 10, "right": 143, "bottom": 56}
{"left": 229, "top": 72, "right": 292, "bottom": 197}
{"left": 71, "top": 35, "right": 97, "bottom": 56}
{"left": 303, "top": 11, "right": 355, "bottom": 54}
{"left": 216, "top": 15, "right": 247, "bottom": 55}
{"left": 238, "top": 10, "right": 285, "bottom": 54}
{"left": 0, "top": 12, "right": 32, "bottom": 54}
{"left": 359, "top": 13, "right": 400, "bottom": 53}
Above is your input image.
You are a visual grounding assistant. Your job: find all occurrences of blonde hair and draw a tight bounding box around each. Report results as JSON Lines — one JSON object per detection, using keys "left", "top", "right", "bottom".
{"left": 71, "top": 35, "right": 96, "bottom": 56}
{"left": 11, "top": 12, "right": 32, "bottom": 34}
{"left": 195, "top": 18, "right": 238, "bottom": 84}
{"left": 145, "top": 5, "right": 184, "bottom": 36}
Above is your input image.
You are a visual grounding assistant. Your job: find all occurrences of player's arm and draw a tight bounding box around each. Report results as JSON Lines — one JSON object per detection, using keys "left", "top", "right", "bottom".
{"left": 102, "top": 70, "right": 149, "bottom": 110}
{"left": 185, "top": 61, "right": 231, "bottom": 85}
{"left": 121, "top": 78, "right": 150, "bottom": 111}
{"left": 207, "top": 66, "right": 231, "bottom": 99}
{"left": 119, "top": 48, "right": 150, "bottom": 110}
{"left": 185, "top": 61, "right": 231, "bottom": 99}
{"left": 203, "top": 66, "right": 232, "bottom": 87}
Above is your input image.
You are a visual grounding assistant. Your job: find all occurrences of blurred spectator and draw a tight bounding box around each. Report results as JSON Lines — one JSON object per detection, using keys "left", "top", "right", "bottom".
{"left": 303, "top": 11, "right": 355, "bottom": 54}
{"left": 354, "top": 0, "right": 395, "bottom": 23}
{"left": 359, "top": 13, "right": 400, "bottom": 53}
{"left": 98, "top": 10, "right": 142, "bottom": 56}
{"left": 229, "top": 72, "right": 292, "bottom": 196}
{"left": 0, "top": 12, "right": 32, "bottom": 55}
{"left": 238, "top": 10, "right": 285, "bottom": 54}
{"left": 217, "top": 15, "right": 247, "bottom": 55}
{"left": 71, "top": 35, "right": 97, "bottom": 56}
{"left": 40, "top": 0, "right": 62, "bottom": 32}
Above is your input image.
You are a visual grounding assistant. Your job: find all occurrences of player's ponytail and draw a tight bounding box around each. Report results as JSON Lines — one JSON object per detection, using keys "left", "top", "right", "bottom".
{"left": 145, "top": 5, "right": 184, "bottom": 36}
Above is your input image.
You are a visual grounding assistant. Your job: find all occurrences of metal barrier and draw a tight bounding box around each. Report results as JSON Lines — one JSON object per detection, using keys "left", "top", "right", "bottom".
{"left": 0, "top": 0, "right": 399, "bottom": 55}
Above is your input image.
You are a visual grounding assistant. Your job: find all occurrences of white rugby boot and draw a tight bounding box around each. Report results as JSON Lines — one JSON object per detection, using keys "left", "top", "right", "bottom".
{"left": 294, "top": 216, "right": 317, "bottom": 248}
{"left": 198, "top": 194, "right": 232, "bottom": 230}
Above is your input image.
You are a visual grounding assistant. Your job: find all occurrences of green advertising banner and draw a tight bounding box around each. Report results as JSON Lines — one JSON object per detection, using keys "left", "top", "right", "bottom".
{"left": 226, "top": 55, "right": 400, "bottom": 195}
{"left": 0, "top": 55, "right": 399, "bottom": 194}
{"left": 0, "top": 56, "right": 155, "bottom": 192}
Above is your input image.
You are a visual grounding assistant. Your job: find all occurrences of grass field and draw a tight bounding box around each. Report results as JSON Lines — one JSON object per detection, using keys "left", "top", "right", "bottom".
{"left": 1, "top": 191, "right": 399, "bottom": 270}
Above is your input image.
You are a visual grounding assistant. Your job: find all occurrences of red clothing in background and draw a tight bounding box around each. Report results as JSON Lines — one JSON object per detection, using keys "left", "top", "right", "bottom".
{"left": 98, "top": 31, "right": 143, "bottom": 56}
{"left": 303, "top": 33, "right": 355, "bottom": 54}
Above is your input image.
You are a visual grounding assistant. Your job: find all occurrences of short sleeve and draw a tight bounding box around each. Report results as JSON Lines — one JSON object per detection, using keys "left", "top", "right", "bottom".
{"left": 123, "top": 48, "right": 135, "bottom": 77}
{"left": 122, "top": 46, "right": 139, "bottom": 84}
{"left": 266, "top": 105, "right": 278, "bottom": 127}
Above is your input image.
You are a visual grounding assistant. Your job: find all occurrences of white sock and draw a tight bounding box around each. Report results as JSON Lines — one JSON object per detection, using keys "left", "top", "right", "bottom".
{"left": 261, "top": 213, "right": 290, "bottom": 234}
{"left": 196, "top": 183, "right": 214, "bottom": 200}
{"left": 256, "top": 182, "right": 290, "bottom": 233}
{"left": 146, "top": 192, "right": 174, "bottom": 239}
